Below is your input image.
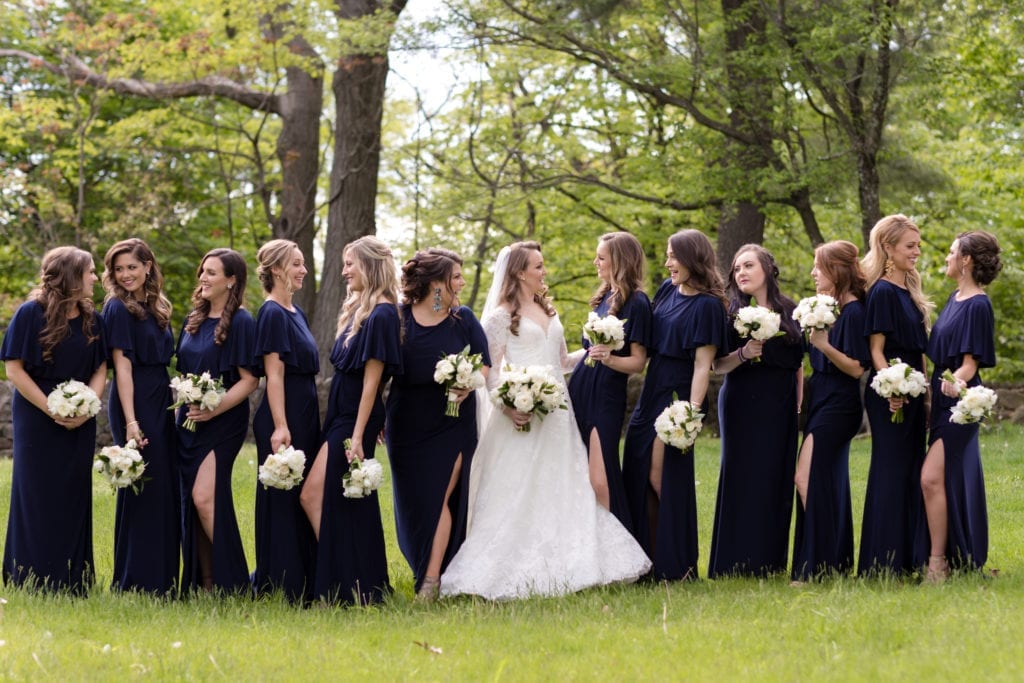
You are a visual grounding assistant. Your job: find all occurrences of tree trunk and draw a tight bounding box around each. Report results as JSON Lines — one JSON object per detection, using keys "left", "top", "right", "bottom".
{"left": 856, "top": 147, "right": 882, "bottom": 250}
{"left": 717, "top": 201, "right": 765, "bottom": 274}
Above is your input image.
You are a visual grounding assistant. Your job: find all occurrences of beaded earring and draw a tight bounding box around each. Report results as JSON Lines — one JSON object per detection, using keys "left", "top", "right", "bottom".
{"left": 432, "top": 287, "right": 443, "bottom": 313}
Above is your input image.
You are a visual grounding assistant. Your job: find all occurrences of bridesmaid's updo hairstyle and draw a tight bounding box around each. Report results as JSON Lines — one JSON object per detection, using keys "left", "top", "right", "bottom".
{"left": 337, "top": 236, "right": 401, "bottom": 344}
{"left": 102, "top": 238, "right": 172, "bottom": 330}
{"left": 590, "top": 232, "right": 646, "bottom": 316}
{"left": 401, "top": 248, "right": 463, "bottom": 312}
{"left": 668, "top": 229, "right": 727, "bottom": 310}
{"left": 256, "top": 239, "right": 301, "bottom": 294}
{"left": 500, "top": 240, "right": 556, "bottom": 337}
{"left": 185, "top": 248, "right": 248, "bottom": 346}
{"left": 957, "top": 231, "right": 1002, "bottom": 286}
{"left": 813, "top": 240, "right": 867, "bottom": 307}
{"left": 726, "top": 243, "right": 801, "bottom": 344}
{"left": 31, "top": 246, "right": 100, "bottom": 361}
{"left": 862, "top": 213, "right": 932, "bottom": 325}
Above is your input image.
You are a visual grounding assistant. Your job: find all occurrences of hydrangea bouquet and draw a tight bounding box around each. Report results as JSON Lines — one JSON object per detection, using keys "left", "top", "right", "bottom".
{"left": 582, "top": 312, "right": 627, "bottom": 367}
{"left": 870, "top": 358, "right": 928, "bottom": 423}
{"left": 654, "top": 397, "right": 704, "bottom": 451}
{"left": 168, "top": 372, "right": 225, "bottom": 431}
{"left": 341, "top": 439, "right": 384, "bottom": 499}
{"left": 94, "top": 439, "right": 147, "bottom": 494}
{"left": 258, "top": 445, "right": 307, "bottom": 490}
{"left": 434, "top": 345, "right": 486, "bottom": 417}
{"left": 942, "top": 370, "right": 998, "bottom": 425}
{"left": 491, "top": 363, "right": 567, "bottom": 432}
{"left": 46, "top": 380, "right": 102, "bottom": 419}
{"left": 792, "top": 294, "right": 840, "bottom": 333}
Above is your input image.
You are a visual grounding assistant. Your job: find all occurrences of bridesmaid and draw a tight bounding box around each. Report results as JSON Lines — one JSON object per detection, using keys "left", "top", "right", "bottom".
{"left": 300, "top": 236, "right": 401, "bottom": 605}
{"left": 621, "top": 229, "right": 728, "bottom": 581}
{"left": 102, "top": 239, "right": 181, "bottom": 595}
{"left": 710, "top": 244, "right": 803, "bottom": 578}
{"left": 857, "top": 214, "right": 931, "bottom": 576}
{"left": 385, "top": 248, "right": 490, "bottom": 600}
{"left": 791, "top": 241, "right": 870, "bottom": 582}
{"left": 251, "top": 239, "right": 319, "bottom": 602}
{"left": 1, "top": 247, "right": 106, "bottom": 594}
{"left": 568, "top": 232, "right": 651, "bottom": 528}
{"left": 176, "top": 248, "right": 258, "bottom": 594}
{"left": 921, "top": 231, "right": 1001, "bottom": 582}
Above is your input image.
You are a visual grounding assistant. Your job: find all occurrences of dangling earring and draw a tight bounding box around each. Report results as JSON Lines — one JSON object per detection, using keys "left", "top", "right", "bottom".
{"left": 432, "top": 287, "right": 443, "bottom": 313}
{"left": 884, "top": 257, "right": 894, "bottom": 278}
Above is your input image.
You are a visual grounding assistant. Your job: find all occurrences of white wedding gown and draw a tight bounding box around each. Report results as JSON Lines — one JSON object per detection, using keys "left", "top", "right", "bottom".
{"left": 440, "top": 308, "right": 651, "bottom": 600}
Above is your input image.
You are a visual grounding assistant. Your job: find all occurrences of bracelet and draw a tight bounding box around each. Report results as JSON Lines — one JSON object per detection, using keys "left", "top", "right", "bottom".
{"left": 126, "top": 420, "right": 139, "bottom": 427}
{"left": 737, "top": 347, "right": 747, "bottom": 363}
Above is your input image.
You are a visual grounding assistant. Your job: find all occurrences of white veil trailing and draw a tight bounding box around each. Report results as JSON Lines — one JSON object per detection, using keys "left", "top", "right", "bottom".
{"left": 481, "top": 245, "right": 512, "bottom": 323}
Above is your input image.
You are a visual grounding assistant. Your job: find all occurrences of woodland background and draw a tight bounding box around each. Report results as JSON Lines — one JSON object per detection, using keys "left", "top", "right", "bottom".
{"left": 1, "top": 0, "right": 1021, "bottom": 381}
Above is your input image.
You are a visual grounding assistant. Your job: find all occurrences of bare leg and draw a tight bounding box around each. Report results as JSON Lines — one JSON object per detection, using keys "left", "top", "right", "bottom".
{"left": 794, "top": 433, "right": 814, "bottom": 509}
{"left": 921, "top": 439, "right": 949, "bottom": 582}
{"left": 300, "top": 443, "right": 329, "bottom": 541}
{"left": 587, "top": 428, "right": 611, "bottom": 510}
{"left": 191, "top": 451, "right": 216, "bottom": 590}
{"left": 419, "top": 454, "right": 464, "bottom": 601}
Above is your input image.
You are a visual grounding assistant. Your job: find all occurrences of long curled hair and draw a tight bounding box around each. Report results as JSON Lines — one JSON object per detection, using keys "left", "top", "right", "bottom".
{"left": 813, "top": 240, "right": 866, "bottom": 308}
{"left": 184, "top": 248, "right": 247, "bottom": 346}
{"left": 102, "top": 238, "right": 172, "bottom": 330}
{"left": 727, "top": 243, "right": 801, "bottom": 343}
{"left": 956, "top": 230, "right": 1002, "bottom": 286}
{"left": 256, "top": 239, "right": 302, "bottom": 294}
{"left": 401, "top": 247, "right": 464, "bottom": 314}
{"left": 668, "top": 229, "right": 728, "bottom": 310}
{"left": 499, "top": 241, "right": 556, "bottom": 336}
{"left": 862, "top": 214, "right": 932, "bottom": 325}
{"left": 30, "top": 246, "right": 100, "bottom": 361}
{"left": 337, "top": 236, "right": 400, "bottom": 344}
{"left": 589, "top": 232, "right": 646, "bottom": 316}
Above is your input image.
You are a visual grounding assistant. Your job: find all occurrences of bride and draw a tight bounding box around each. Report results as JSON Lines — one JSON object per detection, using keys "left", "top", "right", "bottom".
{"left": 440, "top": 241, "right": 651, "bottom": 600}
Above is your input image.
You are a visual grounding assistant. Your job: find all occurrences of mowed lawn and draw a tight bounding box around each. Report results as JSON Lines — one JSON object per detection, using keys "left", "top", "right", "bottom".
{"left": 0, "top": 422, "right": 1021, "bottom": 680}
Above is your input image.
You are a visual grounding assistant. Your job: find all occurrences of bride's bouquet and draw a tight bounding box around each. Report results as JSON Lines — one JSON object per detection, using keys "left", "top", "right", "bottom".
{"left": 341, "top": 439, "right": 385, "bottom": 499}
{"left": 94, "top": 439, "right": 147, "bottom": 494}
{"left": 46, "top": 380, "right": 102, "bottom": 419}
{"left": 582, "top": 312, "right": 627, "bottom": 367}
{"left": 258, "top": 445, "right": 307, "bottom": 490}
{"left": 870, "top": 358, "right": 928, "bottom": 424}
{"left": 942, "top": 370, "right": 998, "bottom": 425}
{"left": 434, "top": 345, "right": 486, "bottom": 417}
{"left": 168, "top": 372, "right": 225, "bottom": 431}
{"left": 733, "top": 299, "right": 783, "bottom": 363}
{"left": 491, "top": 364, "right": 567, "bottom": 432}
{"left": 792, "top": 294, "right": 840, "bottom": 333}
{"left": 654, "top": 398, "right": 704, "bottom": 451}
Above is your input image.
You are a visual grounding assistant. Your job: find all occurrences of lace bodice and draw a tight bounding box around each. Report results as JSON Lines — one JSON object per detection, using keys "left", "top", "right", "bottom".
{"left": 482, "top": 308, "right": 576, "bottom": 389}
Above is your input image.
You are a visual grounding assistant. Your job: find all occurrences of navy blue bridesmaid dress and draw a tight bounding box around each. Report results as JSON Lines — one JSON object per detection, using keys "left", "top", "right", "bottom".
{"left": 858, "top": 279, "right": 928, "bottom": 576}
{"left": 103, "top": 297, "right": 181, "bottom": 595}
{"left": 175, "top": 311, "right": 256, "bottom": 594}
{"left": 926, "top": 292, "right": 996, "bottom": 570}
{"left": 622, "top": 281, "right": 728, "bottom": 580}
{"left": 384, "top": 305, "right": 489, "bottom": 592}
{"left": 252, "top": 300, "right": 320, "bottom": 602}
{"left": 313, "top": 303, "right": 401, "bottom": 605}
{"left": 1, "top": 301, "right": 106, "bottom": 594}
{"left": 568, "top": 291, "right": 652, "bottom": 530}
{"left": 709, "top": 304, "right": 803, "bottom": 578}
{"left": 791, "top": 300, "right": 870, "bottom": 581}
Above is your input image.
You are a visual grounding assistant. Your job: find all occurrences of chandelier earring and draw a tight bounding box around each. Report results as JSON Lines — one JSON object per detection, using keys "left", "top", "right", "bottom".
{"left": 432, "top": 287, "right": 443, "bottom": 313}
{"left": 884, "top": 256, "right": 895, "bottom": 278}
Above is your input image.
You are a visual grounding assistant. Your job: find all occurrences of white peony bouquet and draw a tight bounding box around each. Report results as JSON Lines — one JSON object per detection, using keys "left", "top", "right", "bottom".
{"left": 870, "top": 358, "right": 928, "bottom": 423}
{"left": 46, "top": 380, "right": 102, "bottom": 419}
{"left": 490, "top": 363, "right": 567, "bottom": 432}
{"left": 341, "top": 439, "right": 384, "bottom": 498}
{"left": 733, "top": 300, "right": 783, "bottom": 363}
{"left": 434, "top": 345, "right": 486, "bottom": 417}
{"left": 168, "top": 372, "right": 225, "bottom": 431}
{"left": 258, "top": 445, "right": 307, "bottom": 490}
{"left": 654, "top": 398, "right": 704, "bottom": 451}
{"left": 582, "top": 312, "right": 628, "bottom": 367}
{"left": 94, "top": 439, "right": 147, "bottom": 494}
{"left": 943, "top": 370, "right": 998, "bottom": 425}
{"left": 792, "top": 294, "right": 840, "bottom": 333}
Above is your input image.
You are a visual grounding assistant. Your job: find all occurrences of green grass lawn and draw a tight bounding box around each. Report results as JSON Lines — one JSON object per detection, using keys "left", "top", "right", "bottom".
{"left": 0, "top": 423, "right": 1022, "bottom": 680}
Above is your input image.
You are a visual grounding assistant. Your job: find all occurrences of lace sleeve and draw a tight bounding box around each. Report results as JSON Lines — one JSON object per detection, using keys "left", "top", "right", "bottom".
{"left": 482, "top": 308, "right": 511, "bottom": 390}
{"left": 563, "top": 346, "right": 585, "bottom": 374}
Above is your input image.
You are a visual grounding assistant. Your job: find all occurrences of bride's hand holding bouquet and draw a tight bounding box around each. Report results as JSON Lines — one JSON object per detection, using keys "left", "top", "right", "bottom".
{"left": 491, "top": 363, "right": 567, "bottom": 432}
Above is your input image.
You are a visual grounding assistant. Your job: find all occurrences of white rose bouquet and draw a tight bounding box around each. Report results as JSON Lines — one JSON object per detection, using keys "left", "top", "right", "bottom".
{"left": 434, "top": 345, "right": 486, "bottom": 417}
{"left": 870, "top": 358, "right": 928, "bottom": 424}
{"left": 168, "top": 372, "right": 225, "bottom": 431}
{"left": 654, "top": 398, "right": 704, "bottom": 451}
{"left": 341, "top": 439, "right": 384, "bottom": 498}
{"left": 582, "top": 312, "right": 627, "bottom": 367}
{"left": 733, "top": 300, "right": 783, "bottom": 363}
{"left": 46, "top": 380, "right": 102, "bottom": 419}
{"left": 490, "top": 363, "right": 567, "bottom": 432}
{"left": 94, "top": 439, "right": 147, "bottom": 494}
{"left": 258, "top": 445, "right": 307, "bottom": 490}
{"left": 943, "top": 370, "right": 998, "bottom": 425}
{"left": 792, "top": 294, "right": 840, "bottom": 333}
